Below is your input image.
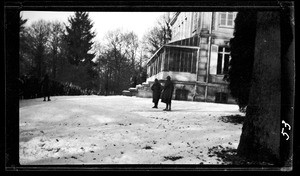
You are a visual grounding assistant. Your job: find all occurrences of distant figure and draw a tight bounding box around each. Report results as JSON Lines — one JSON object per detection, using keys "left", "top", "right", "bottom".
{"left": 130, "top": 75, "right": 137, "bottom": 88}
{"left": 161, "top": 76, "right": 174, "bottom": 111}
{"left": 151, "top": 79, "right": 162, "bottom": 108}
{"left": 41, "top": 74, "right": 51, "bottom": 101}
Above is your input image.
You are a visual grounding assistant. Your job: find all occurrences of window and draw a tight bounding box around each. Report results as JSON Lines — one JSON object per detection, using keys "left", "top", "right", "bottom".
{"left": 210, "top": 45, "right": 231, "bottom": 75}
{"left": 165, "top": 47, "right": 197, "bottom": 73}
{"left": 219, "top": 12, "right": 235, "bottom": 27}
{"left": 217, "top": 47, "right": 230, "bottom": 74}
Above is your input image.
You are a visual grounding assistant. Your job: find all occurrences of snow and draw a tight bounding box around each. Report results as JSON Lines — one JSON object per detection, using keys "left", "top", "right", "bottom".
{"left": 19, "top": 95, "right": 244, "bottom": 165}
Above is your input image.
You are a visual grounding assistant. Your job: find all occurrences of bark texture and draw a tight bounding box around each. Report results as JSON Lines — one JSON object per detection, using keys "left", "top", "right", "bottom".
{"left": 237, "top": 12, "right": 281, "bottom": 162}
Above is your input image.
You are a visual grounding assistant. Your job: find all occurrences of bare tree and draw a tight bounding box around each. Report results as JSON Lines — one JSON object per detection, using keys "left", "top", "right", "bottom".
{"left": 48, "top": 21, "right": 65, "bottom": 79}
{"left": 122, "top": 31, "right": 139, "bottom": 72}
{"left": 19, "top": 15, "right": 31, "bottom": 76}
{"left": 95, "top": 29, "right": 141, "bottom": 94}
{"left": 142, "top": 13, "right": 172, "bottom": 58}
{"left": 27, "top": 20, "right": 51, "bottom": 79}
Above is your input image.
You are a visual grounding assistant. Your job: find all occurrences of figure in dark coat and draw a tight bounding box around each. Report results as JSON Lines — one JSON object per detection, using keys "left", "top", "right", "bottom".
{"left": 41, "top": 74, "right": 51, "bottom": 101}
{"left": 161, "top": 76, "right": 174, "bottom": 111}
{"left": 151, "top": 79, "right": 162, "bottom": 108}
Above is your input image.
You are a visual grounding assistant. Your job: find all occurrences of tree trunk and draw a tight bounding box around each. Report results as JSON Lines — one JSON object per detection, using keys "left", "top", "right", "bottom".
{"left": 52, "top": 49, "right": 57, "bottom": 79}
{"left": 37, "top": 55, "right": 42, "bottom": 79}
{"left": 237, "top": 12, "right": 281, "bottom": 162}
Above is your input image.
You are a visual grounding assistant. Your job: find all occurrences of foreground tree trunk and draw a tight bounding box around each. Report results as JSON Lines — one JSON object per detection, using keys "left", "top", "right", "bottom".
{"left": 237, "top": 12, "right": 281, "bottom": 162}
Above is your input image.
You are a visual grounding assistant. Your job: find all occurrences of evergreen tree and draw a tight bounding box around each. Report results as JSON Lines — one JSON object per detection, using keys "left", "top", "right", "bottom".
{"left": 225, "top": 11, "right": 257, "bottom": 112}
{"left": 64, "top": 12, "right": 98, "bottom": 91}
{"left": 65, "top": 11, "right": 95, "bottom": 66}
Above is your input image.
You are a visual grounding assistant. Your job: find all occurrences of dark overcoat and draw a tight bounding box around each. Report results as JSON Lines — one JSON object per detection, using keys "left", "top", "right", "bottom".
{"left": 41, "top": 76, "right": 50, "bottom": 95}
{"left": 161, "top": 80, "right": 174, "bottom": 104}
{"left": 151, "top": 82, "right": 162, "bottom": 103}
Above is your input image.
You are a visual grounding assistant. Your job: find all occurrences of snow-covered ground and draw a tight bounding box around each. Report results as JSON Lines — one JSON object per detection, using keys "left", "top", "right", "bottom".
{"left": 19, "top": 95, "right": 244, "bottom": 165}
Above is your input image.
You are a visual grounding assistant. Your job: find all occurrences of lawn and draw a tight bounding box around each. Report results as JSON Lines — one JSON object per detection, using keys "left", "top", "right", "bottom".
{"left": 19, "top": 95, "right": 244, "bottom": 165}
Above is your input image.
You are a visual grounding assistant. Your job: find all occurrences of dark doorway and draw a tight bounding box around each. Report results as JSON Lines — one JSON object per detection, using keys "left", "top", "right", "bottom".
{"left": 215, "top": 92, "right": 228, "bottom": 103}
{"left": 175, "top": 89, "right": 189, "bottom": 101}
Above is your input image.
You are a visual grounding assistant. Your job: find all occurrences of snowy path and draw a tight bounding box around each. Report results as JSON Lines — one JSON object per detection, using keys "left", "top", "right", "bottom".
{"left": 19, "top": 95, "right": 243, "bottom": 165}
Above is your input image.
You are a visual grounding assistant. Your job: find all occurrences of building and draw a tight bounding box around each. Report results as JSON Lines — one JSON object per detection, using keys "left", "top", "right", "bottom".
{"left": 135, "top": 12, "right": 237, "bottom": 104}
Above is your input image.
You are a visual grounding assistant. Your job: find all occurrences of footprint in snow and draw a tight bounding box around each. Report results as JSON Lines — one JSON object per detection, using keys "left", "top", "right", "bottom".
{"left": 71, "top": 156, "right": 77, "bottom": 159}
{"left": 142, "top": 145, "right": 153, "bottom": 150}
{"left": 55, "top": 148, "right": 60, "bottom": 153}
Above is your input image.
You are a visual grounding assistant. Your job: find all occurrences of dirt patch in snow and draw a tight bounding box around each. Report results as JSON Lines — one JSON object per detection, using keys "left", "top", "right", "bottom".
{"left": 207, "top": 145, "right": 274, "bottom": 165}
{"left": 142, "top": 145, "right": 153, "bottom": 150}
{"left": 163, "top": 155, "right": 184, "bottom": 161}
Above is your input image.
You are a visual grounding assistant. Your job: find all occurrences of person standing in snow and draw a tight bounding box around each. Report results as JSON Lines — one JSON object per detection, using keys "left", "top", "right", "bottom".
{"left": 41, "top": 74, "right": 51, "bottom": 101}
{"left": 151, "top": 79, "right": 162, "bottom": 108}
{"left": 161, "top": 76, "right": 174, "bottom": 111}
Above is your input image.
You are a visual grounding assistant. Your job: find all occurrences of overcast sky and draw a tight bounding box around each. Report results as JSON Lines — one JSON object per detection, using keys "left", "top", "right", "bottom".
{"left": 21, "top": 11, "right": 166, "bottom": 42}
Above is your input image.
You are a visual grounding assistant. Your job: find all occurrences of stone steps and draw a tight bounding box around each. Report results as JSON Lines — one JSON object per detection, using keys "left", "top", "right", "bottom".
{"left": 142, "top": 82, "right": 150, "bottom": 87}
{"left": 122, "top": 81, "right": 153, "bottom": 98}
{"left": 122, "top": 90, "right": 131, "bottom": 96}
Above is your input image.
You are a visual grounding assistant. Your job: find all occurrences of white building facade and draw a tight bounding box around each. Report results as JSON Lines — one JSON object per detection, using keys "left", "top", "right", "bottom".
{"left": 137, "top": 12, "right": 237, "bottom": 103}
